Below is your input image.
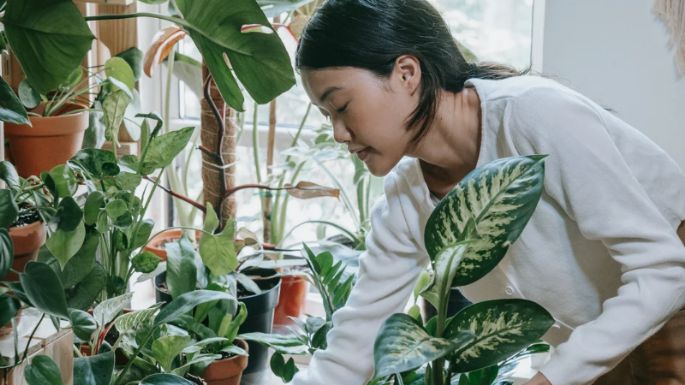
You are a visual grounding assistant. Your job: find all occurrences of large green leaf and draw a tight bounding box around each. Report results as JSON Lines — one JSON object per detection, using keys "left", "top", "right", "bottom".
{"left": 24, "top": 355, "right": 63, "bottom": 385}
{"left": 0, "top": 75, "right": 28, "bottom": 124}
{"left": 424, "top": 156, "right": 545, "bottom": 286}
{"left": 175, "top": 0, "right": 295, "bottom": 110}
{"left": 73, "top": 350, "right": 115, "bottom": 385}
{"left": 43, "top": 164, "right": 77, "bottom": 199}
{"left": 67, "top": 263, "right": 107, "bottom": 310}
{"left": 69, "top": 149, "right": 120, "bottom": 179}
{"left": 60, "top": 229, "right": 99, "bottom": 288}
{"left": 240, "top": 332, "right": 308, "bottom": 355}
{"left": 56, "top": 197, "right": 83, "bottom": 232}
{"left": 138, "top": 126, "right": 194, "bottom": 174}
{"left": 0, "top": 294, "right": 19, "bottom": 326}
{"left": 420, "top": 244, "right": 468, "bottom": 310}
{"left": 46, "top": 220, "right": 86, "bottom": 268}
{"left": 0, "top": 189, "right": 18, "bottom": 228}
{"left": 151, "top": 334, "right": 193, "bottom": 372}
{"left": 199, "top": 203, "right": 237, "bottom": 276}
{"left": 140, "top": 374, "right": 194, "bottom": 385}
{"left": 166, "top": 236, "right": 197, "bottom": 299}
{"left": 0, "top": 161, "right": 20, "bottom": 189}
{"left": 19, "top": 261, "right": 70, "bottom": 319}
{"left": 83, "top": 192, "right": 105, "bottom": 226}
{"left": 102, "top": 89, "right": 131, "bottom": 146}
{"left": 3, "top": 0, "right": 94, "bottom": 94}
{"left": 69, "top": 308, "right": 97, "bottom": 341}
{"left": 0, "top": 229, "right": 12, "bottom": 277}
{"left": 446, "top": 299, "right": 554, "bottom": 373}
{"left": 114, "top": 305, "right": 159, "bottom": 337}
{"left": 93, "top": 293, "right": 132, "bottom": 327}
{"left": 154, "top": 290, "right": 236, "bottom": 326}
{"left": 373, "top": 314, "right": 473, "bottom": 380}
{"left": 116, "top": 47, "right": 143, "bottom": 82}
{"left": 104, "top": 57, "right": 135, "bottom": 92}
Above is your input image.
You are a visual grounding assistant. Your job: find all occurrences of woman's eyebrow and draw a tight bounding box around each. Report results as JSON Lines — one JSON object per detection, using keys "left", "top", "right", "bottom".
{"left": 318, "top": 86, "right": 343, "bottom": 105}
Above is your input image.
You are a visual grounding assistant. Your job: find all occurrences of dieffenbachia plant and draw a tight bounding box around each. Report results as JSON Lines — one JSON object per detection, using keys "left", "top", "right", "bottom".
{"left": 372, "top": 155, "right": 554, "bottom": 385}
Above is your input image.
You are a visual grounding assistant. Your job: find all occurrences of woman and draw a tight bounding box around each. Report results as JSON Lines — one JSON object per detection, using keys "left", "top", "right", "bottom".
{"left": 291, "top": 0, "right": 685, "bottom": 384}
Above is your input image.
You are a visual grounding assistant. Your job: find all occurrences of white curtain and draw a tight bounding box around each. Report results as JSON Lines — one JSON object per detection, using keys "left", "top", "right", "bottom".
{"left": 654, "top": 0, "right": 685, "bottom": 76}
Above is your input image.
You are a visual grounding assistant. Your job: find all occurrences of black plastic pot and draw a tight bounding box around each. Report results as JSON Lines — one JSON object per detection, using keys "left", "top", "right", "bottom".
{"left": 238, "top": 268, "right": 281, "bottom": 380}
{"left": 421, "top": 287, "right": 472, "bottom": 321}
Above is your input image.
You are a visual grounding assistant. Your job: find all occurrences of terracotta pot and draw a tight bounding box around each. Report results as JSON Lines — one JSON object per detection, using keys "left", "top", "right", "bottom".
{"left": 202, "top": 339, "right": 249, "bottom": 385}
{"left": 3, "top": 221, "right": 46, "bottom": 281}
{"left": 144, "top": 229, "right": 201, "bottom": 261}
{"left": 4, "top": 103, "right": 88, "bottom": 178}
{"left": 273, "top": 274, "right": 309, "bottom": 325}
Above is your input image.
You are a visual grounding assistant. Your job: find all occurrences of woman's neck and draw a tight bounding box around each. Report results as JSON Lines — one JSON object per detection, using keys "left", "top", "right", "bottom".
{"left": 409, "top": 87, "right": 482, "bottom": 196}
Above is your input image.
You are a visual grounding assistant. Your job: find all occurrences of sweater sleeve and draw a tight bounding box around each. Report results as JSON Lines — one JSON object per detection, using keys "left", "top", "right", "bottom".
{"left": 291, "top": 175, "right": 429, "bottom": 385}
{"left": 506, "top": 87, "right": 685, "bottom": 385}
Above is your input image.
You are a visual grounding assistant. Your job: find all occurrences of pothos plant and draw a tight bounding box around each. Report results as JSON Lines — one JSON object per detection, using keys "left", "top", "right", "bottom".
{"left": 371, "top": 155, "right": 554, "bottom": 385}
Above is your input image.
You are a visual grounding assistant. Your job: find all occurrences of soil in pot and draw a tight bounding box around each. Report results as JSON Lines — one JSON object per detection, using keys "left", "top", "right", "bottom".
{"left": 202, "top": 339, "right": 249, "bottom": 385}
{"left": 4, "top": 103, "right": 88, "bottom": 178}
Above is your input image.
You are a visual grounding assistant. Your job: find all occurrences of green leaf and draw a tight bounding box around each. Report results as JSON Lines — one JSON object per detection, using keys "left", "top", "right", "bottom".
{"left": 0, "top": 161, "right": 20, "bottom": 188}
{"left": 270, "top": 352, "right": 298, "bottom": 382}
{"left": 199, "top": 203, "right": 237, "bottom": 276}
{"left": 140, "top": 374, "right": 194, "bottom": 385}
{"left": 44, "top": 164, "right": 78, "bottom": 198}
{"left": 105, "top": 199, "right": 128, "bottom": 219}
{"left": 114, "top": 305, "right": 159, "bottom": 337}
{"left": 424, "top": 156, "right": 545, "bottom": 286}
{"left": 47, "top": 221, "right": 86, "bottom": 268}
{"left": 20, "top": 261, "right": 70, "bottom": 319}
{"left": 84, "top": 192, "right": 106, "bottom": 226}
{"left": 73, "top": 350, "right": 114, "bottom": 385}
{"left": 116, "top": 47, "right": 143, "bottom": 81}
{"left": 0, "top": 229, "right": 13, "bottom": 279}
{"left": 131, "top": 219, "right": 154, "bottom": 249}
{"left": 60, "top": 228, "right": 99, "bottom": 288}
{"left": 0, "top": 189, "right": 18, "bottom": 228}
{"left": 151, "top": 334, "right": 193, "bottom": 372}
{"left": 166, "top": 236, "right": 197, "bottom": 299}
{"left": 67, "top": 263, "right": 107, "bottom": 310}
{"left": 70, "top": 149, "right": 120, "bottom": 179}
{"left": 446, "top": 299, "right": 554, "bottom": 373}
{"left": 56, "top": 197, "right": 83, "bottom": 231}
{"left": 105, "top": 57, "right": 135, "bottom": 91}
{"left": 154, "top": 290, "right": 236, "bottom": 326}
{"left": 93, "top": 293, "right": 133, "bottom": 327}
{"left": 132, "top": 251, "right": 161, "bottom": 274}
{"left": 18, "top": 79, "right": 41, "bottom": 109}
{"left": 373, "top": 314, "right": 473, "bottom": 380}
{"left": 103, "top": 89, "right": 131, "bottom": 145}
{"left": 3, "top": 0, "right": 94, "bottom": 94}
{"left": 69, "top": 308, "right": 97, "bottom": 341}
{"left": 175, "top": 0, "right": 295, "bottom": 110}
{"left": 0, "top": 75, "right": 29, "bottom": 124}
{"left": 420, "top": 244, "right": 468, "bottom": 310}
{"left": 24, "top": 355, "right": 63, "bottom": 385}
{"left": 0, "top": 294, "right": 19, "bottom": 326}
{"left": 138, "top": 126, "right": 194, "bottom": 174}
{"left": 240, "top": 332, "right": 308, "bottom": 355}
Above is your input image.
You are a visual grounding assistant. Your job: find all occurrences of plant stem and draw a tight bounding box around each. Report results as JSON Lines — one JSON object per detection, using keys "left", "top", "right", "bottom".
{"left": 21, "top": 313, "right": 46, "bottom": 362}
{"left": 113, "top": 328, "right": 157, "bottom": 385}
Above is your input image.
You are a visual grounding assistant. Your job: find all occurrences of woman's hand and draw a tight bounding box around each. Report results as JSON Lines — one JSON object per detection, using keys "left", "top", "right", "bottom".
{"left": 523, "top": 372, "right": 552, "bottom": 385}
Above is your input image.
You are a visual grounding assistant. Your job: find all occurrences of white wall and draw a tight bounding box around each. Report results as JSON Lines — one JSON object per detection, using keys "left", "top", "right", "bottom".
{"left": 539, "top": 0, "right": 685, "bottom": 168}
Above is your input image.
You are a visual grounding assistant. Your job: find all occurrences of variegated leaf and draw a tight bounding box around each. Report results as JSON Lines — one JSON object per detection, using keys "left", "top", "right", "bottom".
{"left": 425, "top": 155, "right": 545, "bottom": 286}
{"left": 446, "top": 299, "right": 554, "bottom": 373}
{"left": 421, "top": 244, "right": 468, "bottom": 310}
{"left": 373, "top": 314, "right": 473, "bottom": 380}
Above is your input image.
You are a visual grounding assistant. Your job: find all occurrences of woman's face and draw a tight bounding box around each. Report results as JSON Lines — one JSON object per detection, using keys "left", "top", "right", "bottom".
{"left": 301, "top": 64, "right": 420, "bottom": 176}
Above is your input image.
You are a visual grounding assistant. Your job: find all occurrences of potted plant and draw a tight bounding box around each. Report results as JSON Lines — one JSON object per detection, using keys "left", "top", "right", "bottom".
{"left": 0, "top": 161, "right": 52, "bottom": 280}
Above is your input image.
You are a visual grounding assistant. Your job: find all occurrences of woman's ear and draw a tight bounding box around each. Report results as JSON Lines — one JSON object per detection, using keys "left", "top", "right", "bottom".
{"left": 394, "top": 55, "right": 421, "bottom": 94}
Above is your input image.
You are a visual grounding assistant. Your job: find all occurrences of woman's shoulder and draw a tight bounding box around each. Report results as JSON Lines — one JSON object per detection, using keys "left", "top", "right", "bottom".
{"left": 467, "top": 75, "right": 585, "bottom": 106}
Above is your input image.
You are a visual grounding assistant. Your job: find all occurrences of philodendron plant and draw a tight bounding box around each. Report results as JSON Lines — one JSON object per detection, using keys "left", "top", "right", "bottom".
{"left": 371, "top": 155, "right": 554, "bottom": 385}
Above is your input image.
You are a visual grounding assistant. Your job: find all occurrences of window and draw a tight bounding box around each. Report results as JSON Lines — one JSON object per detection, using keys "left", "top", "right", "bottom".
{"left": 154, "top": 0, "right": 535, "bottom": 245}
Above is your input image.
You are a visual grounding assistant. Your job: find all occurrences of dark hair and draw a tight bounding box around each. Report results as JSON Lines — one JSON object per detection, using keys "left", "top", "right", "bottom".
{"left": 296, "top": 0, "right": 526, "bottom": 142}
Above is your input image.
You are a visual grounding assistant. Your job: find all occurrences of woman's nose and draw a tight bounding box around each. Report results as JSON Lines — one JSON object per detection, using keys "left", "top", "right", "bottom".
{"left": 332, "top": 119, "right": 352, "bottom": 144}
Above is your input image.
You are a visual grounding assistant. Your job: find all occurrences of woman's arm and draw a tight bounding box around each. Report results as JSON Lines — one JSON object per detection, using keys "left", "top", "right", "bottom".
{"left": 506, "top": 87, "right": 685, "bottom": 385}
{"left": 291, "top": 176, "right": 429, "bottom": 385}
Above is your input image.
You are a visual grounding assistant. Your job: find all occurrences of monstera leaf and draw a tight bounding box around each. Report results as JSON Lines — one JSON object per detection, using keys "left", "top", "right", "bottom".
{"left": 445, "top": 299, "right": 554, "bottom": 373}
{"left": 424, "top": 155, "right": 545, "bottom": 286}
{"left": 373, "top": 314, "right": 473, "bottom": 380}
{"left": 3, "top": 0, "right": 94, "bottom": 94}
{"left": 175, "top": 0, "right": 295, "bottom": 110}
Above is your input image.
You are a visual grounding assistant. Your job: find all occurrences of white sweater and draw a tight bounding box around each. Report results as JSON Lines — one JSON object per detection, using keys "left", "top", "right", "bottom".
{"left": 291, "top": 76, "right": 685, "bottom": 385}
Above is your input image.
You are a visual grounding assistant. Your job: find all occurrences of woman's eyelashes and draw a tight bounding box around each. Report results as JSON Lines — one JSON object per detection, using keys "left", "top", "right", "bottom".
{"left": 336, "top": 102, "right": 349, "bottom": 114}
